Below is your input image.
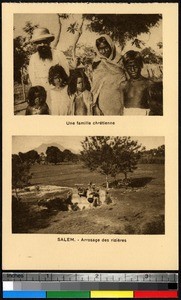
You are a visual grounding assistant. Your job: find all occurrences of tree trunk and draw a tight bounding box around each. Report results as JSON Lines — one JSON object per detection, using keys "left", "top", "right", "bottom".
{"left": 72, "top": 16, "right": 84, "bottom": 62}
{"left": 106, "top": 175, "right": 109, "bottom": 189}
{"left": 53, "top": 14, "right": 62, "bottom": 49}
{"left": 15, "top": 188, "right": 20, "bottom": 202}
{"left": 20, "top": 67, "right": 26, "bottom": 102}
{"left": 124, "top": 172, "right": 127, "bottom": 180}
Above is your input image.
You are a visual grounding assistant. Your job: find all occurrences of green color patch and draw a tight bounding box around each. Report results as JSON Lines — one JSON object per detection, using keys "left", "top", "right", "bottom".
{"left": 47, "top": 291, "right": 90, "bottom": 298}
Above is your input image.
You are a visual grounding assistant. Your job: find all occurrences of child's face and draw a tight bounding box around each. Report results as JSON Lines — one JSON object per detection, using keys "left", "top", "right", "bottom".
{"left": 77, "top": 77, "right": 83, "bottom": 92}
{"left": 53, "top": 74, "right": 63, "bottom": 88}
{"left": 126, "top": 61, "right": 142, "bottom": 79}
{"left": 97, "top": 41, "right": 112, "bottom": 58}
{"left": 34, "top": 94, "right": 41, "bottom": 108}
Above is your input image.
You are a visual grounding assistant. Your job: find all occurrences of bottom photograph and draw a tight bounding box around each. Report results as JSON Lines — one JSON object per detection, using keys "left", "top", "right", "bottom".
{"left": 12, "top": 136, "right": 165, "bottom": 235}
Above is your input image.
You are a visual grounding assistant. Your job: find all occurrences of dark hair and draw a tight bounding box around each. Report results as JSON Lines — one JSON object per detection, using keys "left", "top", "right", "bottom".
{"left": 48, "top": 64, "right": 69, "bottom": 86}
{"left": 27, "top": 86, "right": 47, "bottom": 106}
{"left": 68, "top": 69, "right": 91, "bottom": 96}
{"left": 123, "top": 50, "right": 143, "bottom": 68}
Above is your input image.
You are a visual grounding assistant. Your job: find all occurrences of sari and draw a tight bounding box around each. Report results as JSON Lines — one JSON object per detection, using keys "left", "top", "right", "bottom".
{"left": 92, "top": 35, "right": 126, "bottom": 115}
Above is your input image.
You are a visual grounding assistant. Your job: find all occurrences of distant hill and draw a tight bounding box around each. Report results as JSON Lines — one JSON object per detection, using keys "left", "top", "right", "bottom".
{"left": 34, "top": 143, "right": 65, "bottom": 154}
{"left": 34, "top": 143, "right": 78, "bottom": 154}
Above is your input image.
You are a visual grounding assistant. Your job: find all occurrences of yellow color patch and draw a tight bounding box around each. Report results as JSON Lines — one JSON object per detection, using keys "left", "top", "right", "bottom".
{"left": 91, "top": 290, "right": 134, "bottom": 298}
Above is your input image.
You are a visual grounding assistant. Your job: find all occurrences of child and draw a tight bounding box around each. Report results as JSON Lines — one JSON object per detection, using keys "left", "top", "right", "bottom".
{"left": 25, "top": 86, "right": 49, "bottom": 115}
{"left": 68, "top": 69, "right": 93, "bottom": 115}
{"left": 48, "top": 64, "right": 72, "bottom": 115}
{"left": 148, "top": 81, "right": 163, "bottom": 115}
{"left": 122, "top": 50, "right": 152, "bottom": 115}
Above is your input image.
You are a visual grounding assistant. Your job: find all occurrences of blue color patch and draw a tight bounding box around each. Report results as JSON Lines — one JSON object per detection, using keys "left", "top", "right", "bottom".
{"left": 3, "top": 291, "right": 46, "bottom": 298}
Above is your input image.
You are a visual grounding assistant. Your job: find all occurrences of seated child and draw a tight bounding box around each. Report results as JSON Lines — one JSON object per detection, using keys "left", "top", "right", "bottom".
{"left": 68, "top": 69, "right": 93, "bottom": 115}
{"left": 48, "top": 64, "right": 72, "bottom": 115}
{"left": 148, "top": 81, "right": 163, "bottom": 115}
{"left": 122, "top": 50, "right": 152, "bottom": 115}
{"left": 25, "top": 86, "right": 49, "bottom": 115}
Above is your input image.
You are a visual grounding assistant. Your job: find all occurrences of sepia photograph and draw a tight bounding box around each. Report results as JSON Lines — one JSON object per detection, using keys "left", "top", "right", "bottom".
{"left": 14, "top": 13, "right": 163, "bottom": 116}
{"left": 2, "top": 2, "right": 178, "bottom": 271}
{"left": 12, "top": 136, "right": 165, "bottom": 234}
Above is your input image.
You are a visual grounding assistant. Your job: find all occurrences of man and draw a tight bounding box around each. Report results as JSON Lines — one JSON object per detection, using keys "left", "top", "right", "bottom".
{"left": 28, "top": 27, "right": 69, "bottom": 110}
{"left": 122, "top": 50, "right": 152, "bottom": 115}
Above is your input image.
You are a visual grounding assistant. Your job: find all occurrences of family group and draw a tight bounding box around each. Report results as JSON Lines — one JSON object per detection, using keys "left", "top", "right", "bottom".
{"left": 25, "top": 26, "right": 163, "bottom": 116}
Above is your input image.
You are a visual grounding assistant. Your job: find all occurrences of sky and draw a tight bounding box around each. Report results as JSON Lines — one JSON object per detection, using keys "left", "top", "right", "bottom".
{"left": 14, "top": 13, "right": 162, "bottom": 54}
{"left": 12, "top": 136, "right": 165, "bottom": 154}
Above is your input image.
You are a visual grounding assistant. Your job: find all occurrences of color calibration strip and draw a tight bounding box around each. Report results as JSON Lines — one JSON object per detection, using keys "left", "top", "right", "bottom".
{"left": 2, "top": 272, "right": 179, "bottom": 298}
{"left": 3, "top": 290, "right": 178, "bottom": 298}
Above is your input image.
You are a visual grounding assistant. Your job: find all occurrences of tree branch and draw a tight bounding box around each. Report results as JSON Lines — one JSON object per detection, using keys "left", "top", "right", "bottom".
{"left": 72, "top": 16, "right": 84, "bottom": 61}
{"left": 53, "top": 14, "right": 62, "bottom": 49}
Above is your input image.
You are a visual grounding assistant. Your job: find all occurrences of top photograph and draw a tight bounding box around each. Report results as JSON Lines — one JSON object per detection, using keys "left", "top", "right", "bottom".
{"left": 14, "top": 13, "right": 163, "bottom": 116}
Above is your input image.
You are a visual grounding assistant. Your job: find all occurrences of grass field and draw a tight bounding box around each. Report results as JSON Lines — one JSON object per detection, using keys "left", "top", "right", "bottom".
{"left": 30, "top": 163, "right": 115, "bottom": 187}
{"left": 12, "top": 163, "right": 164, "bottom": 234}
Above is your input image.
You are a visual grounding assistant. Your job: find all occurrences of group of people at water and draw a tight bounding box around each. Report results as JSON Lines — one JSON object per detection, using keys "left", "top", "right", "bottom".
{"left": 25, "top": 26, "right": 163, "bottom": 116}
{"left": 77, "top": 182, "right": 103, "bottom": 208}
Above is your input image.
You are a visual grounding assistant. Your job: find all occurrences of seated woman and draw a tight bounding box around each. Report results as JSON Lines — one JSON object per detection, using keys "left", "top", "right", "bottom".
{"left": 92, "top": 35, "right": 126, "bottom": 115}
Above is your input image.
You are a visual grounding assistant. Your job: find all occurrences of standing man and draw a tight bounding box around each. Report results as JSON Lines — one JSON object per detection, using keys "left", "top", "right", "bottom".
{"left": 28, "top": 27, "right": 69, "bottom": 111}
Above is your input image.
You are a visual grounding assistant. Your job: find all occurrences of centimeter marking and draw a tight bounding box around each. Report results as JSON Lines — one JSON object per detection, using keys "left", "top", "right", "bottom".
{"left": 3, "top": 273, "right": 178, "bottom": 283}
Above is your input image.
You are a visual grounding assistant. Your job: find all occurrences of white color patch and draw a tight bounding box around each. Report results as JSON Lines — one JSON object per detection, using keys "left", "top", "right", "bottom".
{"left": 3, "top": 282, "right": 14, "bottom": 291}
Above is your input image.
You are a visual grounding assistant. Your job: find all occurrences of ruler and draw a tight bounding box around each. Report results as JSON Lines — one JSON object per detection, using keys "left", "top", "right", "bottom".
{"left": 3, "top": 272, "right": 178, "bottom": 282}
{"left": 2, "top": 272, "right": 179, "bottom": 299}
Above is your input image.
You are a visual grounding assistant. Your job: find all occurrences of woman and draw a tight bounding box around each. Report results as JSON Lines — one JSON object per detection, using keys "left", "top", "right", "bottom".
{"left": 92, "top": 35, "right": 126, "bottom": 115}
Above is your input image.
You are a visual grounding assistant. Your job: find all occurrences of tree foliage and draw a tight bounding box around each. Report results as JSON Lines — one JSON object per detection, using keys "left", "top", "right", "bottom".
{"left": 111, "top": 137, "right": 143, "bottom": 180}
{"left": 18, "top": 150, "right": 40, "bottom": 164}
{"left": 85, "top": 14, "right": 162, "bottom": 47}
{"left": 63, "top": 14, "right": 161, "bottom": 51}
{"left": 63, "top": 149, "right": 78, "bottom": 162}
{"left": 14, "top": 36, "right": 27, "bottom": 82}
{"left": 46, "top": 146, "right": 64, "bottom": 165}
{"left": 67, "top": 22, "right": 79, "bottom": 34}
{"left": 141, "top": 47, "right": 162, "bottom": 64}
{"left": 140, "top": 144, "right": 165, "bottom": 164}
{"left": 12, "top": 154, "right": 32, "bottom": 200}
{"left": 81, "top": 136, "right": 143, "bottom": 187}
{"left": 14, "top": 22, "right": 38, "bottom": 83}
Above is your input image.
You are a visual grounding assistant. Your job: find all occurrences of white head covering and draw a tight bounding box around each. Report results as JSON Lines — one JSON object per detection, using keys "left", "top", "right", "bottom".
{"left": 95, "top": 34, "right": 116, "bottom": 61}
